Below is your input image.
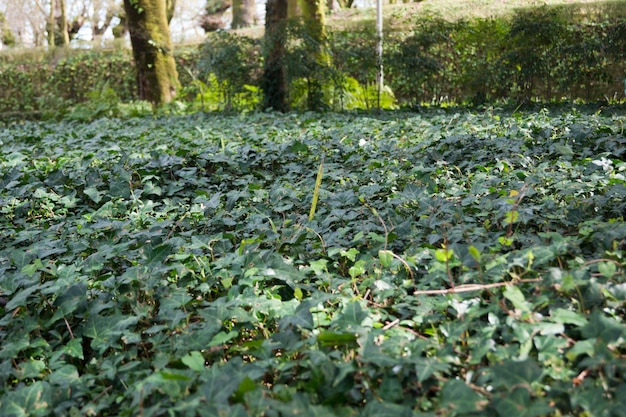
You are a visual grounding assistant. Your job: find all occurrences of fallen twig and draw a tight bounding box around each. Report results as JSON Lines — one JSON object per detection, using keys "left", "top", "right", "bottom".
{"left": 413, "top": 278, "right": 542, "bottom": 295}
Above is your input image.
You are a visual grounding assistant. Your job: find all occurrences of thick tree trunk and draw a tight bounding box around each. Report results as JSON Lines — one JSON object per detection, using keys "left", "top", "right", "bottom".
{"left": 298, "top": 0, "right": 329, "bottom": 110}
{"left": 124, "top": 0, "right": 179, "bottom": 105}
{"left": 59, "top": 0, "right": 69, "bottom": 45}
{"left": 288, "top": 0, "right": 300, "bottom": 16}
{"left": 166, "top": 0, "right": 176, "bottom": 23}
{"left": 298, "top": 0, "right": 326, "bottom": 44}
{"left": 232, "top": 0, "right": 255, "bottom": 29}
{"left": 262, "top": 0, "right": 288, "bottom": 112}
{"left": 48, "top": 0, "right": 56, "bottom": 47}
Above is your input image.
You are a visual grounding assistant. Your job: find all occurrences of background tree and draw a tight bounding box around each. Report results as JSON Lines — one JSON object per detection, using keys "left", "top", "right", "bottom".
{"left": 123, "top": 0, "right": 180, "bottom": 105}
{"left": 0, "top": 11, "right": 16, "bottom": 47}
{"left": 288, "top": 0, "right": 300, "bottom": 16}
{"left": 262, "top": 0, "right": 289, "bottom": 111}
{"left": 297, "top": 0, "right": 330, "bottom": 109}
{"left": 200, "top": 0, "right": 231, "bottom": 32}
{"left": 232, "top": 0, "right": 255, "bottom": 29}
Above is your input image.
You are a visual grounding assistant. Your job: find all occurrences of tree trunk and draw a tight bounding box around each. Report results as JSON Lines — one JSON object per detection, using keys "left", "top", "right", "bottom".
{"left": 166, "top": 0, "right": 176, "bottom": 23}
{"left": 298, "top": 0, "right": 329, "bottom": 110}
{"left": 124, "top": 0, "right": 180, "bottom": 105}
{"left": 298, "top": 0, "right": 326, "bottom": 40}
{"left": 59, "top": 0, "right": 69, "bottom": 46}
{"left": 288, "top": 0, "right": 300, "bottom": 17}
{"left": 48, "top": 0, "right": 56, "bottom": 47}
{"left": 232, "top": 0, "right": 255, "bottom": 29}
{"left": 262, "top": 0, "right": 288, "bottom": 112}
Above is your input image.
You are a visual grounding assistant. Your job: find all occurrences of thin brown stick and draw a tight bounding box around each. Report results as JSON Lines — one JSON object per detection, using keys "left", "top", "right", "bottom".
{"left": 413, "top": 278, "right": 542, "bottom": 295}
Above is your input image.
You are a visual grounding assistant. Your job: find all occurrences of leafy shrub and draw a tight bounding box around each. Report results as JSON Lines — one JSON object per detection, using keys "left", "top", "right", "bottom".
{"left": 198, "top": 32, "right": 262, "bottom": 111}
{"left": 50, "top": 51, "right": 137, "bottom": 103}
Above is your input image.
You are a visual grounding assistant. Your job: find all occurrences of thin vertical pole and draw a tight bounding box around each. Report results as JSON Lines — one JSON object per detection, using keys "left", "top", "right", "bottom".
{"left": 376, "top": 0, "right": 383, "bottom": 110}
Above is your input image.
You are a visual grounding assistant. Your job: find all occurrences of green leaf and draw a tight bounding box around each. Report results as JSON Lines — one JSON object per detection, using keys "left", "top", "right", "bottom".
{"left": 435, "top": 247, "right": 454, "bottom": 262}
{"left": 317, "top": 331, "right": 357, "bottom": 346}
{"left": 233, "top": 376, "right": 257, "bottom": 403}
{"left": 84, "top": 186, "right": 103, "bottom": 203}
{"left": 208, "top": 331, "right": 238, "bottom": 347}
{"left": 468, "top": 245, "right": 482, "bottom": 262}
{"left": 49, "top": 364, "right": 80, "bottom": 386}
{"left": 492, "top": 387, "right": 553, "bottom": 417}
{"left": 348, "top": 259, "right": 367, "bottom": 279}
{"left": 597, "top": 261, "right": 617, "bottom": 279}
{"left": 144, "top": 243, "right": 172, "bottom": 266}
{"left": 551, "top": 308, "right": 588, "bottom": 327}
{"left": 64, "top": 338, "right": 84, "bottom": 360}
{"left": 504, "top": 210, "right": 519, "bottom": 224}
{"left": 340, "top": 248, "right": 359, "bottom": 262}
{"left": 489, "top": 358, "right": 543, "bottom": 389}
{"left": 182, "top": 351, "right": 205, "bottom": 372}
{"left": 566, "top": 339, "right": 595, "bottom": 361}
{"left": 581, "top": 310, "right": 624, "bottom": 343}
{"left": 83, "top": 313, "right": 118, "bottom": 354}
{"left": 334, "top": 300, "right": 368, "bottom": 329}
{"left": 503, "top": 285, "right": 531, "bottom": 314}
{"left": 378, "top": 250, "right": 394, "bottom": 268}
{"left": 0, "top": 381, "right": 51, "bottom": 417}
{"left": 441, "top": 379, "right": 487, "bottom": 414}
{"left": 414, "top": 357, "right": 449, "bottom": 383}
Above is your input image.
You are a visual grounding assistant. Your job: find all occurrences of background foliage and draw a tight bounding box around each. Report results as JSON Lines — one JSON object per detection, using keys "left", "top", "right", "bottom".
{"left": 0, "top": 108, "right": 624, "bottom": 415}
{"left": 2, "top": 2, "right": 626, "bottom": 116}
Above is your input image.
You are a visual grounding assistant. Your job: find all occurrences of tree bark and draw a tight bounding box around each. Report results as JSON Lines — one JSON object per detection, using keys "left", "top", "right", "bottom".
{"left": 123, "top": 0, "right": 180, "bottom": 105}
{"left": 298, "top": 0, "right": 329, "bottom": 110}
{"left": 59, "top": 0, "right": 69, "bottom": 46}
{"left": 262, "top": 0, "right": 288, "bottom": 112}
{"left": 288, "top": 0, "right": 300, "bottom": 16}
{"left": 166, "top": 0, "right": 176, "bottom": 23}
{"left": 48, "top": 0, "right": 56, "bottom": 47}
{"left": 298, "top": 0, "right": 326, "bottom": 44}
{"left": 232, "top": 0, "right": 255, "bottom": 29}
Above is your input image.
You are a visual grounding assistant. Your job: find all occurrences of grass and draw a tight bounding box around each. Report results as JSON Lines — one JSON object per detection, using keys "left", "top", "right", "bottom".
{"left": 328, "top": 0, "right": 626, "bottom": 30}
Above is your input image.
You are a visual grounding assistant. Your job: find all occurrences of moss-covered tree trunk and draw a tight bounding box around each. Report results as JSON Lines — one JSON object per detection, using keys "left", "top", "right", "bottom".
{"left": 232, "top": 0, "right": 255, "bottom": 29}
{"left": 298, "top": 0, "right": 329, "bottom": 110}
{"left": 59, "top": 0, "right": 70, "bottom": 46}
{"left": 288, "top": 0, "right": 300, "bottom": 16}
{"left": 124, "top": 0, "right": 180, "bottom": 105}
{"left": 262, "top": 0, "right": 288, "bottom": 112}
{"left": 48, "top": 0, "right": 56, "bottom": 47}
{"left": 166, "top": 0, "right": 176, "bottom": 22}
{"left": 298, "top": 0, "right": 326, "bottom": 45}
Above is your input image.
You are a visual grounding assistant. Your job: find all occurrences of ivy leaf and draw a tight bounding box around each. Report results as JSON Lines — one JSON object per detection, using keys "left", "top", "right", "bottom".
{"left": 414, "top": 357, "right": 449, "bottom": 383}
{"left": 181, "top": 351, "right": 205, "bottom": 372}
{"left": 503, "top": 285, "right": 532, "bottom": 315}
{"left": 492, "top": 387, "right": 553, "bottom": 417}
{"left": 334, "top": 300, "right": 368, "bottom": 329}
{"left": 48, "top": 365, "right": 80, "bottom": 386}
{"left": 597, "top": 261, "right": 616, "bottom": 279}
{"left": 83, "top": 313, "right": 119, "bottom": 354}
{"left": 84, "top": 186, "right": 103, "bottom": 203}
{"left": 581, "top": 310, "right": 624, "bottom": 343}
{"left": 441, "top": 379, "right": 488, "bottom": 414}
{"left": 488, "top": 358, "right": 543, "bottom": 389}
{"left": 143, "top": 243, "right": 172, "bottom": 266}
{"left": 551, "top": 308, "right": 588, "bottom": 327}
{"left": 0, "top": 381, "right": 51, "bottom": 417}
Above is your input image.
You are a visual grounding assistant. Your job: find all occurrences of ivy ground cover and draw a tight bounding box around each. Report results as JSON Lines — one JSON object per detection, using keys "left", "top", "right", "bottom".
{"left": 0, "top": 109, "right": 625, "bottom": 416}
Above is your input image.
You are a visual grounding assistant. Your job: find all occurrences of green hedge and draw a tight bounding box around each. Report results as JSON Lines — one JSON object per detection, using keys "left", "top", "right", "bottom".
{"left": 1, "top": 3, "right": 626, "bottom": 114}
